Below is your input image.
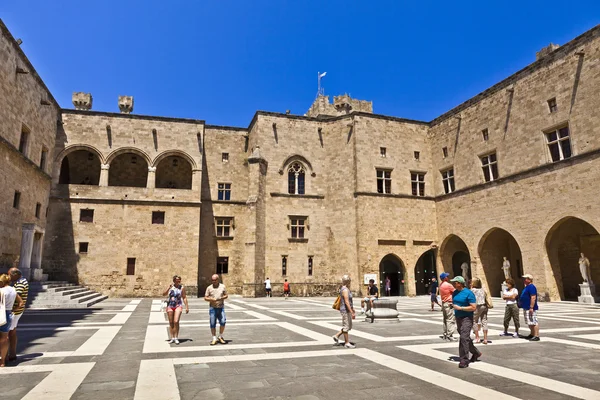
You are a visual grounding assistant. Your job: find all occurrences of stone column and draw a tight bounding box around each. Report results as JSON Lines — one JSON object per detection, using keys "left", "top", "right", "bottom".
{"left": 147, "top": 167, "right": 156, "bottom": 189}
{"left": 18, "top": 223, "right": 36, "bottom": 280}
{"left": 192, "top": 169, "right": 201, "bottom": 191}
{"left": 99, "top": 164, "right": 110, "bottom": 186}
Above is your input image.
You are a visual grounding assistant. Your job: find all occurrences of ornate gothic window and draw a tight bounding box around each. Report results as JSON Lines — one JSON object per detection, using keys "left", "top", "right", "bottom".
{"left": 288, "top": 162, "right": 306, "bottom": 195}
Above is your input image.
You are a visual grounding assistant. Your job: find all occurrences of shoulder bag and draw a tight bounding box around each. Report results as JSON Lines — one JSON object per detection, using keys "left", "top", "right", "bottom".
{"left": 332, "top": 288, "right": 342, "bottom": 310}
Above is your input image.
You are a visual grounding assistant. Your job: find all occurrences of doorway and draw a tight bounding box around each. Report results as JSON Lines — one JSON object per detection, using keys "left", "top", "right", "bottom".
{"left": 415, "top": 249, "right": 437, "bottom": 295}
{"left": 379, "top": 254, "right": 406, "bottom": 296}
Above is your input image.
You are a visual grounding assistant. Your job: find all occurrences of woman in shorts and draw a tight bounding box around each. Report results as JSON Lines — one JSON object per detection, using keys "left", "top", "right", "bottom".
{"left": 470, "top": 278, "right": 489, "bottom": 344}
{"left": 0, "top": 274, "right": 23, "bottom": 366}
{"left": 332, "top": 275, "right": 356, "bottom": 348}
{"left": 162, "top": 275, "right": 189, "bottom": 344}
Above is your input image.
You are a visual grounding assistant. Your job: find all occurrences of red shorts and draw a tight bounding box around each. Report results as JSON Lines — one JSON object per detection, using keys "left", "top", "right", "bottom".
{"left": 167, "top": 305, "right": 182, "bottom": 312}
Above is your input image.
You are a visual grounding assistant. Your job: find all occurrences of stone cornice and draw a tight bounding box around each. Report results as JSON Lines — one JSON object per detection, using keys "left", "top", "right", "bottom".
{"left": 49, "top": 197, "right": 201, "bottom": 207}
{"left": 0, "top": 134, "right": 52, "bottom": 181}
{"left": 61, "top": 109, "right": 206, "bottom": 124}
{"left": 354, "top": 192, "right": 435, "bottom": 201}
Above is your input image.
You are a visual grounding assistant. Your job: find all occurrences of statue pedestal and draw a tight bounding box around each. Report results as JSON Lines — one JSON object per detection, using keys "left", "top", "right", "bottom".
{"left": 500, "top": 282, "right": 508, "bottom": 298}
{"left": 364, "top": 298, "right": 399, "bottom": 323}
{"left": 578, "top": 283, "right": 600, "bottom": 304}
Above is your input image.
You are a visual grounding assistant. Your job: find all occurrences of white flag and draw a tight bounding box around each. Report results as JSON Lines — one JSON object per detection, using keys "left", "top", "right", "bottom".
{"left": 319, "top": 72, "right": 327, "bottom": 78}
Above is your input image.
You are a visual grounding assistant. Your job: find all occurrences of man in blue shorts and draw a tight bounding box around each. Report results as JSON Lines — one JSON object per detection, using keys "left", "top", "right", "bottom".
{"left": 204, "top": 274, "right": 228, "bottom": 345}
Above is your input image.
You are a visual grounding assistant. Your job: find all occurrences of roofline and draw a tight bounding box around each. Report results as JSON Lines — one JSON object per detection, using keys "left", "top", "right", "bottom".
{"left": 429, "top": 24, "right": 600, "bottom": 127}
{"left": 204, "top": 124, "right": 248, "bottom": 132}
{"left": 61, "top": 108, "right": 206, "bottom": 124}
{"left": 0, "top": 19, "right": 60, "bottom": 109}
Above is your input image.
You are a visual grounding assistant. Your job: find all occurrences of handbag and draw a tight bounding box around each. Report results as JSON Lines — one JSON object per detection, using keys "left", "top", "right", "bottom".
{"left": 332, "top": 294, "right": 341, "bottom": 310}
{"left": 485, "top": 290, "right": 494, "bottom": 309}
{"left": 0, "top": 291, "right": 6, "bottom": 327}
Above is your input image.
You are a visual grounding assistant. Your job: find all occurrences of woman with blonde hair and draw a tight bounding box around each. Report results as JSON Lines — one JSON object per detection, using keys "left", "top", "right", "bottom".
{"left": 332, "top": 275, "right": 356, "bottom": 348}
{"left": 470, "top": 277, "right": 489, "bottom": 344}
{"left": 0, "top": 274, "right": 23, "bottom": 366}
{"left": 162, "top": 275, "right": 189, "bottom": 345}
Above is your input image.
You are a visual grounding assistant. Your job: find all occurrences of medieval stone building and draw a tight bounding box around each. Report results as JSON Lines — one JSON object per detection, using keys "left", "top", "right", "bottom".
{"left": 2, "top": 18, "right": 599, "bottom": 301}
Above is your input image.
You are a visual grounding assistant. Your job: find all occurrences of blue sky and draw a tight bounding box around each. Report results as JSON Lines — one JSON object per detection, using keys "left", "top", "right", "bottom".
{"left": 2, "top": 1, "right": 599, "bottom": 126}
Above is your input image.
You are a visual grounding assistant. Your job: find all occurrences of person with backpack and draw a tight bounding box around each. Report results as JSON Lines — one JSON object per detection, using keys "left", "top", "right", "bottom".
{"left": 470, "top": 277, "right": 490, "bottom": 344}
{"left": 332, "top": 275, "right": 356, "bottom": 348}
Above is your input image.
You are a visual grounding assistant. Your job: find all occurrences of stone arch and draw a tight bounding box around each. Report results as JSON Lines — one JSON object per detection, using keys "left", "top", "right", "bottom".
{"left": 108, "top": 151, "right": 149, "bottom": 188}
{"left": 478, "top": 228, "right": 524, "bottom": 296}
{"left": 379, "top": 253, "right": 406, "bottom": 296}
{"left": 57, "top": 145, "right": 104, "bottom": 185}
{"left": 279, "top": 154, "right": 314, "bottom": 174}
{"left": 152, "top": 150, "right": 198, "bottom": 170}
{"left": 414, "top": 249, "right": 437, "bottom": 295}
{"left": 279, "top": 154, "right": 314, "bottom": 195}
{"left": 106, "top": 147, "right": 152, "bottom": 166}
{"left": 439, "top": 234, "right": 471, "bottom": 279}
{"left": 154, "top": 151, "right": 194, "bottom": 189}
{"left": 545, "top": 216, "right": 600, "bottom": 301}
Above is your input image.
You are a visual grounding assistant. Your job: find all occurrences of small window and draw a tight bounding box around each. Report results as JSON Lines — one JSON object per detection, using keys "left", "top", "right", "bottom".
{"left": 126, "top": 258, "right": 136, "bottom": 275}
{"left": 545, "top": 126, "right": 572, "bottom": 162}
{"left": 547, "top": 98, "right": 558, "bottom": 113}
{"left": 482, "top": 129, "right": 489, "bottom": 142}
{"left": 216, "top": 218, "right": 233, "bottom": 237}
{"left": 288, "top": 162, "right": 306, "bottom": 195}
{"left": 376, "top": 169, "right": 391, "bottom": 194}
{"left": 13, "top": 191, "right": 21, "bottom": 209}
{"left": 308, "top": 256, "right": 313, "bottom": 276}
{"left": 40, "top": 148, "right": 48, "bottom": 171}
{"left": 218, "top": 183, "right": 231, "bottom": 201}
{"left": 442, "top": 147, "right": 448, "bottom": 158}
{"left": 216, "top": 256, "right": 229, "bottom": 274}
{"left": 441, "top": 169, "right": 455, "bottom": 194}
{"left": 411, "top": 173, "right": 425, "bottom": 196}
{"left": 131, "top": 156, "right": 137, "bottom": 164}
{"left": 79, "top": 242, "right": 89, "bottom": 254}
{"left": 172, "top": 158, "right": 179, "bottom": 167}
{"left": 290, "top": 217, "right": 307, "bottom": 239}
{"left": 380, "top": 147, "right": 387, "bottom": 158}
{"left": 18, "top": 125, "right": 29, "bottom": 155}
{"left": 414, "top": 151, "right": 420, "bottom": 160}
{"left": 222, "top": 153, "right": 229, "bottom": 163}
{"left": 152, "top": 211, "right": 165, "bottom": 224}
{"left": 35, "top": 203, "right": 41, "bottom": 219}
{"left": 282, "top": 256, "right": 287, "bottom": 276}
{"left": 481, "top": 153, "right": 499, "bottom": 182}
{"left": 79, "top": 209, "right": 94, "bottom": 223}
{"left": 88, "top": 153, "right": 94, "bottom": 161}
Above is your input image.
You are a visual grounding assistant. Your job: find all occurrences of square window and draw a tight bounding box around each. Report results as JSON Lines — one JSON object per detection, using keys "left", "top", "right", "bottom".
{"left": 216, "top": 256, "right": 229, "bottom": 274}
{"left": 13, "top": 191, "right": 21, "bottom": 209}
{"left": 127, "top": 258, "right": 136, "bottom": 275}
{"left": 40, "top": 148, "right": 48, "bottom": 171}
{"left": 290, "top": 217, "right": 307, "bottom": 239}
{"left": 547, "top": 98, "right": 558, "bottom": 113}
{"left": 282, "top": 256, "right": 287, "bottom": 276}
{"left": 414, "top": 151, "right": 420, "bottom": 160}
{"left": 79, "top": 209, "right": 94, "bottom": 223}
{"left": 441, "top": 169, "right": 455, "bottom": 194}
{"left": 482, "top": 129, "right": 489, "bottom": 142}
{"left": 218, "top": 183, "right": 231, "bottom": 200}
{"left": 411, "top": 173, "right": 426, "bottom": 196}
{"left": 442, "top": 147, "right": 448, "bottom": 158}
{"left": 79, "top": 242, "right": 89, "bottom": 254}
{"left": 152, "top": 211, "right": 165, "bottom": 224}
{"left": 216, "top": 218, "right": 233, "bottom": 237}
{"left": 222, "top": 153, "right": 229, "bottom": 162}
{"left": 376, "top": 169, "right": 392, "bottom": 194}
{"left": 480, "top": 153, "right": 499, "bottom": 182}
{"left": 380, "top": 147, "right": 387, "bottom": 158}
{"left": 35, "top": 203, "right": 41, "bottom": 219}
{"left": 545, "top": 125, "right": 572, "bottom": 162}
{"left": 308, "top": 256, "right": 313, "bottom": 276}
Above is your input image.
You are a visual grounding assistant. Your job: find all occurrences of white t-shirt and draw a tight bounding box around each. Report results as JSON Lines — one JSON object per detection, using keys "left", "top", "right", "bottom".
{"left": 1, "top": 286, "right": 17, "bottom": 311}
{"left": 264, "top": 279, "right": 271, "bottom": 289}
{"left": 503, "top": 288, "right": 518, "bottom": 305}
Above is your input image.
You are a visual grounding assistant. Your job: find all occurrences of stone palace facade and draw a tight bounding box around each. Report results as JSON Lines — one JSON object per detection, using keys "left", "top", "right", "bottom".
{"left": 2, "top": 19, "right": 599, "bottom": 300}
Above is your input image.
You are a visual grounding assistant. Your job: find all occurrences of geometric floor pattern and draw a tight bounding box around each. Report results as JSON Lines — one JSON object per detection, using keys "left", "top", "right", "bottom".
{"left": 1, "top": 296, "right": 600, "bottom": 399}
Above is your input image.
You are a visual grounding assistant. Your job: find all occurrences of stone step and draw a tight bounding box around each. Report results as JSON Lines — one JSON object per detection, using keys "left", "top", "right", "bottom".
{"left": 25, "top": 280, "right": 107, "bottom": 309}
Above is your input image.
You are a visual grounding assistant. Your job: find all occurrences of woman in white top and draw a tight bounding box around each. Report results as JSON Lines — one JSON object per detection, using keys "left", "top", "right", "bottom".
{"left": 500, "top": 278, "right": 520, "bottom": 337}
{"left": 470, "top": 278, "right": 489, "bottom": 344}
{"left": 0, "top": 274, "right": 24, "bottom": 367}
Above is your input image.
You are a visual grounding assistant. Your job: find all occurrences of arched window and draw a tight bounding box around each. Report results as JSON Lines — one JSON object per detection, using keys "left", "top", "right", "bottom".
{"left": 58, "top": 150, "right": 101, "bottom": 185}
{"left": 108, "top": 152, "right": 148, "bottom": 187}
{"left": 155, "top": 156, "right": 192, "bottom": 189}
{"left": 288, "top": 162, "right": 305, "bottom": 194}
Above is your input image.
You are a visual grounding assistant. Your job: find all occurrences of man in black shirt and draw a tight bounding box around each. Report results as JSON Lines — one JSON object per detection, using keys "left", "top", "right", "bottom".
{"left": 361, "top": 279, "right": 379, "bottom": 315}
{"left": 430, "top": 277, "right": 441, "bottom": 311}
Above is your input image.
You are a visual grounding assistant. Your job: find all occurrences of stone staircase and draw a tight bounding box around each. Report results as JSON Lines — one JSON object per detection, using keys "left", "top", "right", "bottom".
{"left": 27, "top": 281, "right": 108, "bottom": 308}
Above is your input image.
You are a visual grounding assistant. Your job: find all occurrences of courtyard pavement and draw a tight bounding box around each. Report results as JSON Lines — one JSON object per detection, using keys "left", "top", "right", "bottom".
{"left": 1, "top": 295, "right": 600, "bottom": 399}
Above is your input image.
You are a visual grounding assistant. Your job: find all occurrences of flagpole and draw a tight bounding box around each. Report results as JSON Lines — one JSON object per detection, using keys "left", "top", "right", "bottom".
{"left": 317, "top": 71, "right": 321, "bottom": 97}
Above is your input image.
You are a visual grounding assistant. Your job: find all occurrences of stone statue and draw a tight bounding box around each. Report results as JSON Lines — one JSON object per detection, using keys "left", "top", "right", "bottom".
{"left": 579, "top": 253, "right": 592, "bottom": 284}
{"left": 502, "top": 257, "right": 511, "bottom": 281}
{"left": 460, "top": 262, "right": 469, "bottom": 280}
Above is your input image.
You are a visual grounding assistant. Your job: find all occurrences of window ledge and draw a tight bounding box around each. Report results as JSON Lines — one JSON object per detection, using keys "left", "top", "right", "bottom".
{"left": 216, "top": 236, "right": 234, "bottom": 241}
{"left": 288, "top": 238, "right": 308, "bottom": 243}
{"left": 270, "top": 193, "right": 324, "bottom": 199}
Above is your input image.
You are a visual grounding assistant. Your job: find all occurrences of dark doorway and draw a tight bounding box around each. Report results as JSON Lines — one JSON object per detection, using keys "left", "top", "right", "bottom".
{"left": 452, "top": 251, "right": 470, "bottom": 280}
{"left": 415, "top": 249, "right": 437, "bottom": 295}
{"left": 478, "top": 228, "right": 524, "bottom": 296}
{"left": 379, "top": 254, "right": 406, "bottom": 296}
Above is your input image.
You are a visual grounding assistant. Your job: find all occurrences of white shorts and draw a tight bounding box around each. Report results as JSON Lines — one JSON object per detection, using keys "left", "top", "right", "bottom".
{"left": 523, "top": 309, "right": 538, "bottom": 326}
{"left": 10, "top": 313, "right": 22, "bottom": 330}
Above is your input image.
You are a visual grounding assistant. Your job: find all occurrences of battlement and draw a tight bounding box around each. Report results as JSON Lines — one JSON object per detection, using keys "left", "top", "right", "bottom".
{"left": 306, "top": 94, "right": 373, "bottom": 118}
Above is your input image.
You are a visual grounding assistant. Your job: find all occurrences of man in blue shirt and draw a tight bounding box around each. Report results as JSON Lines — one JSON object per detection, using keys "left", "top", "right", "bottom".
{"left": 519, "top": 274, "right": 540, "bottom": 341}
{"left": 450, "top": 276, "right": 482, "bottom": 368}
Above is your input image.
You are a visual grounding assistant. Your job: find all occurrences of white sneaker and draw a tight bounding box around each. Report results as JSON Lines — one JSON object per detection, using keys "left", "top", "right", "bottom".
{"left": 174, "top": 338, "right": 180, "bottom": 345}
{"left": 344, "top": 343, "right": 356, "bottom": 349}
{"left": 168, "top": 338, "right": 175, "bottom": 344}
{"left": 513, "top": 332, "right": 519, "bottom": 338}
{"left": 332, "top": 335, "right": 339, "bottom": 344}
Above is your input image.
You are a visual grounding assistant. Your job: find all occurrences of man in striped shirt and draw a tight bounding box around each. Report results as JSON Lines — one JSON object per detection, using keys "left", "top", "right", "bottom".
{"left": 8, "top": 268, "right": 28, "bottom": 362}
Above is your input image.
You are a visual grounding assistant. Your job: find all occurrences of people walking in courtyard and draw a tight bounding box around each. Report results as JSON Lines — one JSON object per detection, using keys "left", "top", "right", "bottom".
{"left": 8, "top": 267, "right": 28, "bottom": 363}
{"left": 333, "top": 275, "right": 356, "bottom": 348}
{"left": 429, "top": 277, "right": 441, "bottom": 311}
{"left": 1, "top": 274, "right": 24, "bottom": 367}
{"left": 450, "top": 276, "right": 481, "bottom": 368}
{"left": 500, "top": 278, "right": 520, "bottom": 337}
{"left": 361, "top": 278, "right": 378, "bottom": 315}
{"left": 439, "top": 272, "right": 457, "bottom": 341}
{"left": 470, "top": 278, "right": 489, "bottom": 344}
{"left": 283, "top": 279, "right": 290, "bottom": 299}
{"left": 205, "top": 274, "right": 228, "bottom": 345}
{"left": 162, "top": 275, "right": 189, "bottom": 344}
{"left": 385, "top": 276, "right": 391, "bottom": 296}
{"left": 520, "top": 274, "right": 540, "bottom": 341}
{"left": 264, "top": 277, "right": 272, "bottom": 297}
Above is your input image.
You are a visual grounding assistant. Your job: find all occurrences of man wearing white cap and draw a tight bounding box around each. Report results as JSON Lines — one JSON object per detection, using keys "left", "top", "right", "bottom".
{"left": 519, "top": 274, "right": 540, "bottom": 341}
